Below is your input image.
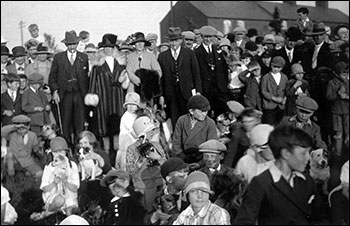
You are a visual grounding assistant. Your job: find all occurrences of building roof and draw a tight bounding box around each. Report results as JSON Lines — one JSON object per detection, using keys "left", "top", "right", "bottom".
{"left": 188, "top": 1, "right": 272, "bottom": 20}
{"left": 256, "top": 1, "right": 349, "bottom": 24}
{"left": 186, "top": 1, "right": 348, "bottom": 23}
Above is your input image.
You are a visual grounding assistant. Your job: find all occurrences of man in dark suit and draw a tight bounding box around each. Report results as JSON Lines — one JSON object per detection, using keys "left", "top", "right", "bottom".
{"left": 158, "top": 27, "right": 202, "bottom": 127}
{"left": 195, "top": 25, "right": 230, "bottom": 119}
{"left": 234, "top": 125, "right": 323, "bottom": 225}
{"left": 273, "top": 26, "right": 304, "bottom": 79}
{"left": 49, "top": 30, "right": 89, "bottom": 145}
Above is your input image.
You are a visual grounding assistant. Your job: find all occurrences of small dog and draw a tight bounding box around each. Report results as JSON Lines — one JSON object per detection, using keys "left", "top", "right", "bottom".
{"left": 78, "top": 147, "right": 102, "bottom": 181}
{"left": 52, "top": 153, "right": 70, "bottom": 195}
{"left": 309, "top": 149, "right": 331, "bottom": 195}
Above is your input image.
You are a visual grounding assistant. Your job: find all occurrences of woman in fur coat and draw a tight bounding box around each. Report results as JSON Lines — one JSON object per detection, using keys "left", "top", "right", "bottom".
{"left": 88, "top": 34, "right": 129, "bottom": 154}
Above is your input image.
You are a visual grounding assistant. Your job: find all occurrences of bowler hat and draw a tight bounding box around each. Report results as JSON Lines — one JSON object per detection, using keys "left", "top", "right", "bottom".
{"left": 271, "top": 56, "right": 286, "bottom": 68}
{"left": 1, "top": 46, "right": 12, "bottom": 56}
{"left": 28, "top": 72, "right": 44, "bottom": 84}
{"left": 290, "top": 63, "right": 305, "bottom": 75}
{"left": 100, "top": 169, "right": 130, "bottom": 187}
{"left": 245, "top": 41, "right": 258, "bottom": 51}
{"left": 50, "top": 137, "right": 70, "bottom": 152}
{"left": 165, "top": 27, "right": 183, "bottom": 41}
{"left": 285, "top": 27, "right": 302, "bottom": 42}
{"left": 304, "top": 22, "right": 327, "bottom": 36}
{"left": 61, "top": 30, "right": 81, "bottom": 44}
{"left": 130, "top": 32, "right": 151, "bottom": 46}
{"left": 34, "top": 43, "right": 52, "bottom": 55}
{"left": 98, "top": 33, "right": 118, "bottom": 48}
{"left": 199, "top": 25, "right": 217, "bottom": 36}
{"left": 12, "top": 46, "right": 26, "bottom": 58}
{"left": 296, "top": 96, "right": 318, "bottom": 113}
{"left": 187, "top": 95, "right": 210, "bottom": 111}
{"left": 247, "top": 28, "right": 258, "bottom": 38}
{"left": 198, "top": 139, "right": 227, "bottom": 154}
{"left": 160, "top": 157, "right": 188, "bottom": 179}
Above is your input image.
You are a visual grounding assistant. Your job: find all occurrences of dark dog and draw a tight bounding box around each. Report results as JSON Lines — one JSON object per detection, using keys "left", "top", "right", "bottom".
{"left": 309, "top": 149, "right": 331, "bottom": 195}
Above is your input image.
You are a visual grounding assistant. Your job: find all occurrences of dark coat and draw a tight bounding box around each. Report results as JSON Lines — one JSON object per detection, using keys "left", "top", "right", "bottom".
{"left": 194, "top": 44, "right": 229, "bottom": 94}
{"left": 48, "top": 51, "right": 89, "bottom": 100}
{"left": 106, "top": 191, "right": 146, "bottom": 225}
{"left": 238, "top": 70, "right": 262, "bottom": 111}
{"left": 273, "top": 46, "right": 303, "bottom": 79}
{"left": 285, "top": 79, "right": 310, "bottom": 116}
{"left": 88, "top": 60, "right": 125, "bottom": 137}
{"left": 326, "top": 73, "right": 349, "bottom": 115}
{"left": 234, "top": 169, "right": 323, "bottom": 225}
{"left": 261, "top": 72, "right": 288, "bottom": 110}
{"left": 301, "top": 42, "right": 334, "bottom": 76}
{"left": 1, "top": 90, "right": 23, "bottom": 126}
{"left": 21, "top": 88, "right": 51, "bottom": 127}
{"left": 158, "top": 47, "right": 202, "bottom": 102}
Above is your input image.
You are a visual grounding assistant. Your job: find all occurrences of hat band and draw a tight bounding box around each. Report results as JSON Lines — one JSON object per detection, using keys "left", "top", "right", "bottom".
{"left": 313, "top": 28, "right": 326, "bottom": 33}
{"left": 199, "top": 149, "right": 221, "bottom": 154}
{"left": 185, "top": 181, "right": 213, "bottom": 195}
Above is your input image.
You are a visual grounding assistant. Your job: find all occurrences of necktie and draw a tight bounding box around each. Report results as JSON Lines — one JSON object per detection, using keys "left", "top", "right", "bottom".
{"left": 288, "top": 51, "right": 292, "bottom": 63}
{"left": 70, "top": 53, "right": 74, "bottom": 65}
{"left": 312, "top": 47, "right": 318, "bottom": 69}
{"left": 173, "top": 51, "right": 178, "bottom": 60}
{"left": 10, "top": 91, "right": 15, "bottom": 101}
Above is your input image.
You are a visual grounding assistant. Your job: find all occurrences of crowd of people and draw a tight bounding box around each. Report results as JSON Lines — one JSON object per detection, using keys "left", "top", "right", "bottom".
{"left": 1, "top": 6, "right": 349, "bottom": 225}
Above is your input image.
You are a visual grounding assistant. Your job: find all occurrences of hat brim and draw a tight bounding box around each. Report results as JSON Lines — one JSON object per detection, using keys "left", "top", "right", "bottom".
{"left": 130, "top": 40, "right": 151, "bottom": 46}
{"left": 1, "top": 52, "right": 12, "bottom": 57}
{"left": 14, "top": 123, "right": 29, "bottom": 128}
{"left": 296, "top": 105, "right": 315, "bottom": 113}
{"left": 165, "top": 35, "right": 183, "bottom": 41}
{"left": 34, "top": 51, "right": 53, "bottom": 55}
{"left": 303, "top": 30, "right": 327, "bottom": 36}
{"left": 61, "top": 38, "right": 81, "bottom": 44}
{"left": 199, "top": 149, "right": 222, "bottom": 154}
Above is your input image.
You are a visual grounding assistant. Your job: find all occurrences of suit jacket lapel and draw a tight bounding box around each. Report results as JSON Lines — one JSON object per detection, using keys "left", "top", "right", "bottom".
{"left": 177, "top": 48, "right": 185, "bottom": 68}
{"left": 165, "top": 50, "right": 175, "bottom": 73}
{"left": 185, "top": 118, "right": 206, "bottom": 143}
{"left": 273, "top": 178, "right": 311, "bottom": 216}
{"left": 64, "top": 51, "right": 71, "bottom": 73}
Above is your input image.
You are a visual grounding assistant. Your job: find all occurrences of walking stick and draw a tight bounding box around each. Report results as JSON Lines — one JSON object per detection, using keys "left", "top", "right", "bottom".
{"left": 56, "top": 100, "right": 63, "bottom": 134}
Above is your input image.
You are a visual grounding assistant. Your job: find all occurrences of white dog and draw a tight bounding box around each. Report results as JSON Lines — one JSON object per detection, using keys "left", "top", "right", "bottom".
{"left": 309, "top": 149, "right": 331, "bottom": 195}
{"left": 52, "top": 153, "right": 70, "bottom": 195}
{"left": 78, "top": 147, "right": 103, "bottom": 181}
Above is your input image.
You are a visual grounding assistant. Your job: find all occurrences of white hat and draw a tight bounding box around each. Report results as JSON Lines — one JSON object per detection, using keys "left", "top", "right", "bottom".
{"left": 250, "top": 124, "right": 274, "bottom": 148}
{"left": 132, "top": 116, "right": 157, "bottom": 137}
{"left": 123, "top": 92, "right": 140, "bottom": 108}
{"left": 59, "top": 215, "right": 89, "bottom": 225}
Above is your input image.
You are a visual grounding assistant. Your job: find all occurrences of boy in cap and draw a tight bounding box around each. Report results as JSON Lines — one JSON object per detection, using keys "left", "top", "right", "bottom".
{"left": 259, "top": 49, "right": 272, "bottom": 76}
{"left": 235, "top": 124, "right": 275, "bottom": 184}
{"left": 1, "top": 73, "right": 23, "bottom": 126}
{"left": 234, "top": 125, "right": 323, "bottom": 225}
{"left": 238, "top": 60, "right": 263, "bottom": 111}
{"left": 279, "top": 96, "right": 328, "bottom": 151}
{"left": 198, "top": 139, "right": 234, "bottom": 180}
{"left": 100, "top": 169, "right": 146, "bottom": 225}
{"left": 285, "top": 63, "right": 310, "bottom": 116}
{"left": 1, "top": 115, "right": 42, "bottom": 179}
{"left": 145, "top": 157, "right": 190, "bottom": 224}
{"left": 261, "top": 56, "right": 288, "bottom": 126}
{"left": 171, "top": 95, "right": 217, "bottom": 162}
{"left": 173, "top": 171, "right": 230, "bottom": 225}
{"left": 22, "top": 72, "right": 51, "bottom": 136}
{"left": 326, "top": 61, "right": 349, "bottom": 158}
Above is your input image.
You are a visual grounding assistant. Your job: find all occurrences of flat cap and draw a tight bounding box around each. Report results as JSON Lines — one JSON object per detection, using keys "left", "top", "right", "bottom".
{"left": 160, "top": 157, "right": 188, "bottom": 179}
{"left": 181, "top": 31, "right": 195, "bottom": 40}
{"left": 12, "top": 114, "right": 31, "bottom": 124}
{"left": 100, "top": 169, "right": 130, "bottom": 187}
{"left": 28, "top": 72, "right": 44, "bottom": 84}
{"left": 199, "top": 25, "right": 217, "bottom": 36}
{"left": 263, "top": 34, "right": 275, "bottom": 44}
{"left": 233, "top": 26, "right": 247, "bottom": 34}
{"left": 146, "top": 33, "right": 158, "bottom": 41}
{"left": 296, "top": 96, "right": 319, "bottom": 113}
{"left": 227, "top": 101, "right": 244, "bottom": 115}
{"left": 199, "top": 139, "right": 227, "bottom": 154}
{"left": 250, "top": 124, "right": 274, "bottom": 147}
{"left": 271, "top": 56, "right": 286, "bottom": 68}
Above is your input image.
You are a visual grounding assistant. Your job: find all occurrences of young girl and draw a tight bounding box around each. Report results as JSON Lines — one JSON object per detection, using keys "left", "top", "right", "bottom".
{"left": 100, "top": 169, "right": 146, "bottom": 225}
{"left": 115, "top": 92, "right": 140, "bottom": 171}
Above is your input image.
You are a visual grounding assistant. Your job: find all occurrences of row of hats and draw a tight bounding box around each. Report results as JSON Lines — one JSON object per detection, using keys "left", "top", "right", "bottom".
{"left": 1, "top": 44, "right": 52, "bottom": 57}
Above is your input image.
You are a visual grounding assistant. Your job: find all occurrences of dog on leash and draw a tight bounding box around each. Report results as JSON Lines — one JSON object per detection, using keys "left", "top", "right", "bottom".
{"left": 309, "top": 149, "right": 331, "bottom": 195}
{"left": 78, "top": 147, "right": 102, "bottom": 181}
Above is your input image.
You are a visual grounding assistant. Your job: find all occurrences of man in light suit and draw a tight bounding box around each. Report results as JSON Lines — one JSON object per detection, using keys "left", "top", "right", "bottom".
{"left": 49, "top": 30, "right": 89, "bottom": 145}
{"left": 158, "top": 27, "right": 202, "bottom": 127}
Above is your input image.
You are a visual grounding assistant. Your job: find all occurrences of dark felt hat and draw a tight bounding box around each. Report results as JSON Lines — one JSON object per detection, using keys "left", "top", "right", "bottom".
{"left": 160, "top": 157, "right": 188, "bottom": 179}
{"left": 285, "top": 27, "right": 302, "bottom": 42}
{"left": 247, "top": 28, "right": 258, "bottom": 38}
{"left": 165, "top": 27, "right": 183, "bottom": 41}
{"left": 187, "top": 95, "right": 210, "bottom": 111}
{"left": 1, "top": 46, "right": 12, "bottom": 56}
{"left": 98, "top": 33, "right": 119, "bottom": 48}
{"left": 304, "top": 22, "right": 327, "bottom": 36}
{"left": 245, "top": 41, "right": 258, "bottom": 51}
{"left": 34, "top": 43, "right": 52, "bottom": 55}
{"left": 100, "top": 169, "right": 131, "bottom": 187}
{"left": 12, "top": 46, "right": 26, "bottom": 58}
{"left": 61, "top": 30, "right": 81, "bottom": 44}
{"left": 130, "top": 32, "right": 151, "bottom": 46}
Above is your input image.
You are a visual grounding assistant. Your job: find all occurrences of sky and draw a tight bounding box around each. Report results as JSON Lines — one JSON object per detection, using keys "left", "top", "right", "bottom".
{"left": 1, "top": 1, "right": 349, "bottom": 51}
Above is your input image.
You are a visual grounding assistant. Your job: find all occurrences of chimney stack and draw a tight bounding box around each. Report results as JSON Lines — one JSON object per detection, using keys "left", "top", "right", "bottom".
{"left": 315, "top": 1, "right": 328, "bottom": 9}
